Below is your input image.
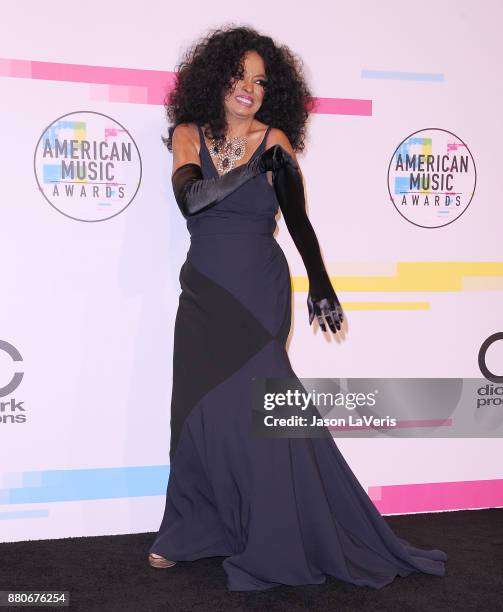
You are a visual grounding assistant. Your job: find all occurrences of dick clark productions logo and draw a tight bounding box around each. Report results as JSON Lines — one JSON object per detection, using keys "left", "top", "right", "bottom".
{"left": 387, "top": 128, "right": 476, "bottom": 228}
{"left": 34, "top": 110, "right": 142, "bottom": 222}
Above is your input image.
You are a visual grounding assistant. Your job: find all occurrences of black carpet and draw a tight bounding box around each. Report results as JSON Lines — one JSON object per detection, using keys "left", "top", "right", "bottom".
{"left": 1, "top": 508, "right": 501, "bottom": 611}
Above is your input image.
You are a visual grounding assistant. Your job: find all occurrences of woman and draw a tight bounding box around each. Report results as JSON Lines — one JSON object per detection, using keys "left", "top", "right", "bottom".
{"left": 148, "top": 25, "right": 447, "bottom": 591}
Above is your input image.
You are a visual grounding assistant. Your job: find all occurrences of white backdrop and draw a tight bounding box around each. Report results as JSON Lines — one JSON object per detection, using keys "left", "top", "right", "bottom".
{"left": 0, "top": 0, "right": 502, "bottom": 542}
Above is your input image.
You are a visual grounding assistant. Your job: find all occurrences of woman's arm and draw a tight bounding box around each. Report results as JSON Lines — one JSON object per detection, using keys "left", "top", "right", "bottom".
{"left": 170, "top": 124, "right": 291, "bottom": 219}
{"left": 266, "top": 129, "right": 344, "bottom": 333}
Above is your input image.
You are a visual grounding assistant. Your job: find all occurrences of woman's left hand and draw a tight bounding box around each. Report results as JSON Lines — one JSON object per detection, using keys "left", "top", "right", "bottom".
{"left": 307, "top": 292, "right": 344, "bottom": 333}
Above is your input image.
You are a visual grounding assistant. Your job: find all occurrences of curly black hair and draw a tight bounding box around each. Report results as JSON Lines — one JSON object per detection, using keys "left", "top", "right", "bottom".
{"left": 161, "top": 24, "right": 314, "bottom": 153}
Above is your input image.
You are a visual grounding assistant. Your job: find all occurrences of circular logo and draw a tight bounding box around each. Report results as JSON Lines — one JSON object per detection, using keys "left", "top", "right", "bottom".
{"left": 478, "top": 332, "right": 503, "bottom": 384}
{"left": 387, "top": 128, "right": 476, "bottom": 228}
{"left": 0, "top": 339, "right": 24, "bottom": 397}
{"left": 34, "top": 110, "right": 142, "bottom": 222}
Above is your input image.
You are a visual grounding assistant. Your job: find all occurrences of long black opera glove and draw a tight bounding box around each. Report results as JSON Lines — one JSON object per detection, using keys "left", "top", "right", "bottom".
{"left": 172, "top": 144, "right": 292, "bottom": 219}
{"left": 272, "top": 150, "right": 344, "bottom": 333}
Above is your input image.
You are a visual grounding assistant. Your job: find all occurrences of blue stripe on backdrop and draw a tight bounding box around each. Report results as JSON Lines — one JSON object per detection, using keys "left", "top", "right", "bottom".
{"left": 0, "top": 509, "right": 50, "bottom": 520}
{"left": 0, "top": 466, "right": 170, "bottom": 504}
{"left": 361, "top": 70, "right": 444, "bottom": 81}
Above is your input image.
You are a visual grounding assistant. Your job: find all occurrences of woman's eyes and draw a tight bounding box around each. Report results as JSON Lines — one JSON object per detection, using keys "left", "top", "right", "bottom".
{"left": 232, "top": 72, "right": 267, "bottom": 87}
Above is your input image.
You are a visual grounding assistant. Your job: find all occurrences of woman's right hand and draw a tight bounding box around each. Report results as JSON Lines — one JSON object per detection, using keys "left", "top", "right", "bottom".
{"left": 255, "top": 144, "right": 299, "bottom": 174}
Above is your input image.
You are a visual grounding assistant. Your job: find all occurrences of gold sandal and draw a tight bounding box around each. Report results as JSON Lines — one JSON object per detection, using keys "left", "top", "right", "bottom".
{"left": 148, "top": 552, "right": 177, "bottom": 568}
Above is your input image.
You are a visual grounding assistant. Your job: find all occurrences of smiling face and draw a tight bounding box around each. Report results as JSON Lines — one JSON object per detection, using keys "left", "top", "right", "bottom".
{"left": 223, "top": 50, "right": 268, "bottom": 120}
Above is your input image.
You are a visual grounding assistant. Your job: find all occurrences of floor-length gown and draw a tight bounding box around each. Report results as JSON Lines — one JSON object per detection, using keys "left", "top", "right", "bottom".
{"left": 149, "top": 124, "right": 448, "bottom": 591}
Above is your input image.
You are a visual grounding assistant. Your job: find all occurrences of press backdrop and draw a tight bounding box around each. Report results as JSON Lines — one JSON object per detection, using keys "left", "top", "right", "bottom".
{"left": 0, "top": 0, "right": 502, "bottom": 541}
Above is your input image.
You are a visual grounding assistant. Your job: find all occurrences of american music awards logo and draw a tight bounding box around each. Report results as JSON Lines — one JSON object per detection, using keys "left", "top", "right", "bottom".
{"left": 387, "top": 128, "right": 476, "bottom": 228}
{"left": 34, "top": 111, "right": 142, "bottom": 222}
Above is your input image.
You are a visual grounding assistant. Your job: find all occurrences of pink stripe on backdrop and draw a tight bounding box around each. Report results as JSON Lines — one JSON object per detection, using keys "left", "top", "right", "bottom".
{"left": 0, "top": 58, "right": 372, "bottom": 115}
{"left": 369, "top": 478, "right": 503, "bottom": 514}
{"left": 311, "top": 96, "right": 372, "bottom": 116}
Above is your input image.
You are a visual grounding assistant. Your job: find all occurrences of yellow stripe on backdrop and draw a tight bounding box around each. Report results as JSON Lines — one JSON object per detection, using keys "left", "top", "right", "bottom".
{"left": 292, "top": 262, "right": 503, "bottom": 292}
{"left": 291, "top": 262, "right": 503, "bottom": 310}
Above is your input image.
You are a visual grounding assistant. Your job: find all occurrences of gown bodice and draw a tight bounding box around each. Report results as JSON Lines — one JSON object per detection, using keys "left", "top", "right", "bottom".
{"left": 185, "top": 124, "right": 279, "bottom": 237}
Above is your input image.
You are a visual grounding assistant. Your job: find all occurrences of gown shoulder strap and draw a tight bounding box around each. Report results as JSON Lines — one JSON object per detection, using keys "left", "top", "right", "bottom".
{"left": 196, "top": 124, "right": 206, "bottom": 152}
{"left": 258, "top": 125, "right": 273, "bottom": 155}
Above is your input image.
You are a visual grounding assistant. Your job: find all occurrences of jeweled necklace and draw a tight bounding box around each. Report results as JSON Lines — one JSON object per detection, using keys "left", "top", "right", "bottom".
{"left": 209, "top": 132, "right": 247, "bottom": 174}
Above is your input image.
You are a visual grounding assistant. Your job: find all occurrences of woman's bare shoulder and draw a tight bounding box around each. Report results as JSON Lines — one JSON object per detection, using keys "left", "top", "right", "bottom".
{"left": 173, "top": 122, "right": 199, "bottom": 146}
{"left": 265, "top": 127, "right": 295, "bottom": 156}
{"left": 265, "top": 127, "right": 298, "bottom": 165}
{"left": 171, "top": 123, "right": 200, "bottom": 174}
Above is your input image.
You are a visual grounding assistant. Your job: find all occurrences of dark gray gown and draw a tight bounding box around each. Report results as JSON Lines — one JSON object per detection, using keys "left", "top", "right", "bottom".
{"left": 149, "top": 124, "right": 447, "bottom": 591}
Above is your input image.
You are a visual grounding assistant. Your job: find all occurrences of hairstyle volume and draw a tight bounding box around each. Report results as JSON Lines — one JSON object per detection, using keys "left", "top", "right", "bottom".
{"left": 161, "top": 24, "right": 314, "bottom": 153}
